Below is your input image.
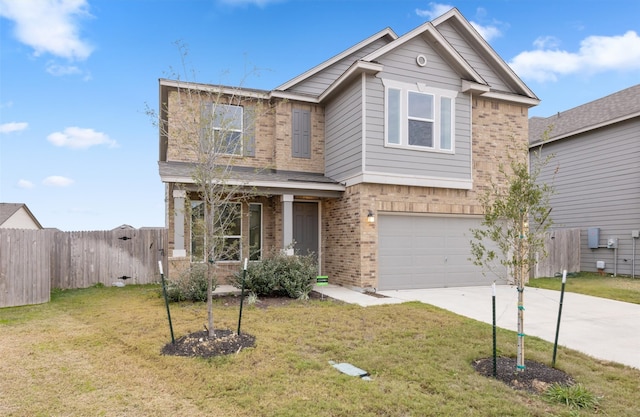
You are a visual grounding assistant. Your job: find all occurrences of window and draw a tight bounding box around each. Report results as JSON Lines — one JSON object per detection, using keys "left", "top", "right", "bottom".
{"left": 191, "top": 201, "right": 205, "bottom": 262}
{"left": 385, "top": 81, "right": 455, "bottom": 152}
{"left": 190, "top": 201, "right": 242, "bottom": 262}
{"left": 292, "top": 109, "right": 311, "bottom": 158}
{"left": 213, "top": 203, "right": 241, "bottom": 261}
{"left": 249, "top": 203, "right": 262, "bottom": 260}
{"left": 201, "top": 103, "right": 243, "bottom": 155}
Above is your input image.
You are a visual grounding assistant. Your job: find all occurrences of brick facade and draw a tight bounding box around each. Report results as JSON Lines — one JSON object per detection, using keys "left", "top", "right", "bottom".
{"left": 321, "top": 97, "right": 529, "bottom": 290}
{"left": 163, "top": 89, "right": 529, "bottom": 289}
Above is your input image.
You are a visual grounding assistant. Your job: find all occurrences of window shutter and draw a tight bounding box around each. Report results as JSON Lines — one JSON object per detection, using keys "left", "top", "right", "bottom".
{"left": 243, "top": 106, "right": 255, "bottom": 157}
{"left": 292, "top": 108, "right": 311, "bottom": 158}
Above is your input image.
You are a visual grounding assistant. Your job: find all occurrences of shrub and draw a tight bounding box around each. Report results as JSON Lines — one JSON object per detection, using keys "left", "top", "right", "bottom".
{"left": 231, "top": 259, "right": 278, "bottom": 296}
{"left": 232, "top": 249, "right": 317, "bottom": 299}
{"left": 163, "top": 263, "right": 216, "bottom": 302}
{"left": 276, "top": 253, "right": 317, "bottom": 299}
{"left": 543, "top": 383, "right": 600, "bottom": 411}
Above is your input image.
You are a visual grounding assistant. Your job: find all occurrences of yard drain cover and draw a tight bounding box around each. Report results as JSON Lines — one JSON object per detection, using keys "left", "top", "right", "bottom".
{"left": 329, "top": 361, "right": 371, "bottom": 380}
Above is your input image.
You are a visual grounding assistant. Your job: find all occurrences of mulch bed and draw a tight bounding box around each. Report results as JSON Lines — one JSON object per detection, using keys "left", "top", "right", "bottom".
{"left": 162, "top": 329, "right": 256, "bottom": 358}
{"left": 473, "top": 357, "right": 574, "bottom": 393}
{"left": 161, "top": 291, "right": 333, "bottom": 358}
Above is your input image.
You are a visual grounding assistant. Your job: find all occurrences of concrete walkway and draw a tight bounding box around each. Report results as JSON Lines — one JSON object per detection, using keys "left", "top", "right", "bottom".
{"left": 314, "top": 284, "right": 640, "bottom": 370}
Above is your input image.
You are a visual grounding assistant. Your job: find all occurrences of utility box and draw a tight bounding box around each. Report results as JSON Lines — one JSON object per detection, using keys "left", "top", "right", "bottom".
{"left": 587, "top": 227, "right": 600, "bottom": 249}
{"left": 607, "top": 237, "right": 618, "bottom": 249}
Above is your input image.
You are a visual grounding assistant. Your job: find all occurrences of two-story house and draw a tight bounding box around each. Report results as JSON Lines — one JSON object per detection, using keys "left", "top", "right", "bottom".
{"left": 158, "top": 8, "right": 539, "bottom": 291}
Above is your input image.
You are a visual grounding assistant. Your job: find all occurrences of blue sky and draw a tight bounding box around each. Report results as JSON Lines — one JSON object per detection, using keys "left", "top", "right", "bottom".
{"left": 1, "top": 0, "right": 639, "bottom": 231}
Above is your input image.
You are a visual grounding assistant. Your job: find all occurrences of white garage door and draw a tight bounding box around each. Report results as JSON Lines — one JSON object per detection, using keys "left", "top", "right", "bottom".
{"left": 378, "top": 215, "right": 503, "bottom": 290}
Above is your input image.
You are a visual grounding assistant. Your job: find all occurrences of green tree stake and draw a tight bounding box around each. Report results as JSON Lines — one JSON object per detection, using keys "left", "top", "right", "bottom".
{"left": 237, "top": 258, "right": 247, "bottom": 335}
{"left": 492, "top": 282, "right": 497, "bottom": 377}
{"left": 159, "top": 261, "right": 175, "bottom": 344}
{"left": 552, "top": 270, "right": 567, "bottom": 368}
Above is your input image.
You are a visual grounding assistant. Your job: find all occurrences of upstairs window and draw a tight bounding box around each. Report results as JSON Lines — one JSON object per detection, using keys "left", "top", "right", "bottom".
{"left": 201, "top": 103, "right": 243, "bottom": 155}
{"left": 385, "top": 81, "right": 455, "bottom": 152}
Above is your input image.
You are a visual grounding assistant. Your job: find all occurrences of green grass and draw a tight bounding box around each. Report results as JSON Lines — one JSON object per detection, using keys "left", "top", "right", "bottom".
{"left": 528, "top": 272, "right": 640, "bottom": 304}
{"left": 1, "top": 285, "right": 639, "bottom": 416}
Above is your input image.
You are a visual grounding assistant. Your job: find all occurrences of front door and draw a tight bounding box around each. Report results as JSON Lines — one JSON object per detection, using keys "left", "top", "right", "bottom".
{"left": 292, "top": 202, "right": 318, "bottom": 256}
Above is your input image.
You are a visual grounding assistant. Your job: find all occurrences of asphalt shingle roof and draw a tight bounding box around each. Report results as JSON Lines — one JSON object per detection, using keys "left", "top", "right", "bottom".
{"left": 529, "top": 84, "right": 640, "bottom": 145}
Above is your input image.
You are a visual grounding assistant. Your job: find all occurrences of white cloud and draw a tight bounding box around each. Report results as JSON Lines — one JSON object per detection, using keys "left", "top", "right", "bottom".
{"left": 416, "top": 3, "right": 502, "bottom": 42}
{"left": 0, "top": 121, "right": 28, "bottom": 134}
{"left": 17, "top": 179, "right": 35, "bottom": 189}
{"left": 46, "top": 62, "right": 82, "bottom": 76}
{"left": 43, "top": 175, "right": 74, "bottom": 187}
{"left": 416, "top": 2, "right": 453, "bottom": 20}
{"left": 47, "top": 127, "right": 118, "bottom": 149}
{"left": 533, "top": 36, "right": 561, "bottom": 50}
{"left": 470, "top": 22, "right": 501, "bottom": 42}
{"left": 510, "top": 30, "right": 640, "bottom": 82}
{"left": 0, "top": 0, "right": 94, "bottom": 60}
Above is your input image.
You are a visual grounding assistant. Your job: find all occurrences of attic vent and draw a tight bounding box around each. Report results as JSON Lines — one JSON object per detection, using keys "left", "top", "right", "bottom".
{"left": 416, "top": 54, "right": 427, "bottom": 67}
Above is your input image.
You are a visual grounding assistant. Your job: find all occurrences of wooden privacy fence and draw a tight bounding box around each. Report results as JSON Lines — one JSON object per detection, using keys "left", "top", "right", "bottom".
{"left": 0, "top": 227, "right": 167, "bottom": 308}
{"left": 533, "top": 228, "right": 581, "bottom": 278}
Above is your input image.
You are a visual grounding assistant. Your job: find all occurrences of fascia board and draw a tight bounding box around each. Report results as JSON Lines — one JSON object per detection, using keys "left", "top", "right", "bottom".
{"left": 159, "top": 78, "right": 270, "bottom": 99}
{"left": 481, "top": 91, "right": 540, "bottom": 107}
{"left": 432, "top": 9, "right": 539, "bottom": 101}
{"left": 319, "top": 61, "right": 384, "bottom": 103}
{"left": 275, "top": 28, "right": 398, "bottom": 92}
{"left": 160, "top": 175, "right": 346, "bottom": 192}
{"left": 269, "top": 90, "right": 319, "bottom": 103}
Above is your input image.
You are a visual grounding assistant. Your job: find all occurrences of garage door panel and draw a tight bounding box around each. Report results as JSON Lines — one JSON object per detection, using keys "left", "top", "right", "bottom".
{"left": 379, "top": 215, "right": 503, "bottom": 290}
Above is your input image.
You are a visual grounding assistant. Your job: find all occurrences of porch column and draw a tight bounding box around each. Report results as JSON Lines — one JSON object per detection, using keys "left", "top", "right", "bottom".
{"left": 282, "top": 194, "right": 294, "bottom": 254}
{"left": 173, "top": 189, "right": 187, "bottom": 257}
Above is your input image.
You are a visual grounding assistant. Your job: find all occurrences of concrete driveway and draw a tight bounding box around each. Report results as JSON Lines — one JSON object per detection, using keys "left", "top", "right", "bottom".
{"left": 316, "top": 284, "right": 640, "bottom": 369}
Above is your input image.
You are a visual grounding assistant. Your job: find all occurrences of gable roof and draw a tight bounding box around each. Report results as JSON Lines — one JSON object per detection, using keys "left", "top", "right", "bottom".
{"left": 529, "top": 84, "right": 640, "bottom": 146}
{"left": 0, "top": 203, "right": 43, "bottom": 229}
{"left": 431, "top": 8, "right": 538, "bottom": 100}
{"left": 276, "top": 7, "right": 538, "bottom": 106}
{"left": 275, "top": 28, "right": 398, "bottom": 92}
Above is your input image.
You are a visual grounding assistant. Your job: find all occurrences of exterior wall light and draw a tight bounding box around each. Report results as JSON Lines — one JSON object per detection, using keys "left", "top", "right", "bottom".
{"left": 367, "top": 210, "right": 375, "bottom": 223}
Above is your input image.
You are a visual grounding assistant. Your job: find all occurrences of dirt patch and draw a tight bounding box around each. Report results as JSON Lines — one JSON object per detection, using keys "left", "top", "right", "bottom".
{"left": 473, "top": 357, "right": 574, "bottom": 393}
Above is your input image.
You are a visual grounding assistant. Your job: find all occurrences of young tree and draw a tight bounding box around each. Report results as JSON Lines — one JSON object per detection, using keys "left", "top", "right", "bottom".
{"left": 470, "top": 144, "right": 554, "bottom": 371}
{"left": 150, "top": 44, "right": 270, "bottom": 338}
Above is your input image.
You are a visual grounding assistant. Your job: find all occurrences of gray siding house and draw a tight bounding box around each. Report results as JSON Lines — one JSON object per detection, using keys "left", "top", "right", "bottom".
{"left": 160, "top": 8, "right": 539, "bottom": 290}
{"left": 530, "top": 84, "right": 640, "bottom": 277}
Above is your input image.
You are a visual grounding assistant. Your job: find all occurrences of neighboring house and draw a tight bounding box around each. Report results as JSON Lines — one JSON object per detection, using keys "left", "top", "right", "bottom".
{"left": 0, "top": 203, "right": 43, "bottom": 230}
{"left": 158, "top": 8, "right": 539, "bottom": 291}
{"left": 530, "top": 84, "right": 640, "bottom": 277}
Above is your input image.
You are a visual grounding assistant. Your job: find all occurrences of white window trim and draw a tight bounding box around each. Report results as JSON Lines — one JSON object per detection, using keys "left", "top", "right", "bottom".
{"left": 215, "top": 202, "right": 242, "bottom": 263}
{"left": 249, "top": 203, "right": 263, "bottom": 261}
{"left": 383, "top": 79, "right": 456, "bottom": 154}
{"left": 208, "top": 103, "right": 244, "bottom": 156}
{"left": 190, "top": 201, "right": 243, "bottom": 263}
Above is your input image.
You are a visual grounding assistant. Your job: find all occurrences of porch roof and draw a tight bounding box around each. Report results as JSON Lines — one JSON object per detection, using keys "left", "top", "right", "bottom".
{"left": 159, "top": 161, "right": 345, "bottom": 198}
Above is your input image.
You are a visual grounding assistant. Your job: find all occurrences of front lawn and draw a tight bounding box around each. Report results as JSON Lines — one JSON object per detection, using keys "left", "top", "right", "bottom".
{"left": 528, "top": 272, "right": 640, "bottom": 304}
{"left": 1, "top": 285, "right": 638, "bottom": 416}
